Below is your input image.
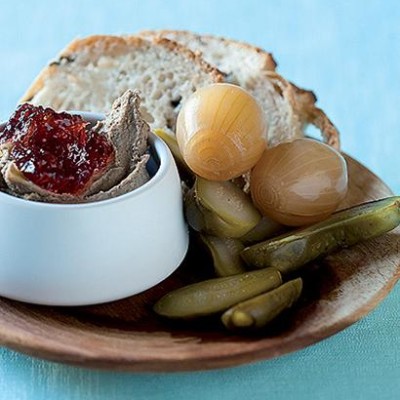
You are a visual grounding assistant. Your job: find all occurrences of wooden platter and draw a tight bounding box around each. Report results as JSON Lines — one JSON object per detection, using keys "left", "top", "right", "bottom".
{"left": 0, "top": 155, "right": 399, "bottom": 372}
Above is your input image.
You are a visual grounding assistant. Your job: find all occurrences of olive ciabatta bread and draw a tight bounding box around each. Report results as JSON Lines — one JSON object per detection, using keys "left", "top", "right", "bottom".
{"left": 21, "top": 32, "right": 339, "bottom": 149}
{"left": 21, "top": 35, "right": 224, "bottom": 135}
{"left": 139, "top": 30, "right": 339, "bottom": 148}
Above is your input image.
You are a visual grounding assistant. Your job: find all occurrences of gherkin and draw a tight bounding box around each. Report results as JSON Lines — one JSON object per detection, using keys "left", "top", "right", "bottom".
{"left": 200, "top": 234, "right": 247, "bottom": 277}
{"left": 153, "top": 268, "right": 282, "bottom": 319}
{"left": 222, "top": 278, "right": 303, "bottom": 330}
{"left": 185, "top": 177, "right": 261, "bottom": 238}
{"left": 242, "top": 196, "right": 400, "bottom": 274}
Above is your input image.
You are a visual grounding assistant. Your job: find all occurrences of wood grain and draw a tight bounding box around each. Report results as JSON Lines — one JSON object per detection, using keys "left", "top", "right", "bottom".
{"left": 0, "top": 155, "right": 399, "bottom": 372}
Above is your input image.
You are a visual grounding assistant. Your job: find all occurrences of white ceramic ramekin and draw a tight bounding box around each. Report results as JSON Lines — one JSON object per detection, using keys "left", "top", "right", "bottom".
{"left": 0, "top": 112, "right": 189, "bottom": 306}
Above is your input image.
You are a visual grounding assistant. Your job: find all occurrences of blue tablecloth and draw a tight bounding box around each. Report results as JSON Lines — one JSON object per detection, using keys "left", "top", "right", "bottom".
{"left": 1, "top": 1, "right": 399, "bottom": 399}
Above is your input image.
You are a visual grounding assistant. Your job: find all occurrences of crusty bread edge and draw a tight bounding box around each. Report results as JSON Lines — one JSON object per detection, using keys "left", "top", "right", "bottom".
{"left": 139, "top": 29, "right": 278, "bottom": 72}
{"left": 21, "top": 32, "right": 339, "bottom": 149}
{"left": 290, "top": 83, "right": 340, "bottom": 149}
{"left": 141, "top": 30, "right": 340, "bottom": 148}
{"left": 20, "top": 34, "right": 225, "bottom": 104}
{"left": 21, "top": 35, "right": 127, "bottom": 103}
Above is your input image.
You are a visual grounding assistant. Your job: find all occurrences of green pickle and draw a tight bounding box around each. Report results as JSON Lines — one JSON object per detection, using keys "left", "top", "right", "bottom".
{"left": 153, "top": 128, "right": 194, "bottom": 182}
{"left": 221, "top": 278, "right": 303, "bottom": 330}
{"left": 153, "top": 268, "right": 282, "bottom": 319}
{"left": 240, "top": 216, "right": 285, "bottom": 244}
{"left": 184, "top": 189, "right": 208, "bottom": 232}
{"left": 241, "top": 196, "right": 400, "bottom": 273}
{"left": 154, "top": 128, "right": 187, "bottom": 168}
{"left": 200, "top": 234, "right": 247, "bottom": 277}
{"left": 184, "top": 177, "right": 261, "bottom": 238}
{"left": 184, "top": 189, "right": 241, "bottom": 237}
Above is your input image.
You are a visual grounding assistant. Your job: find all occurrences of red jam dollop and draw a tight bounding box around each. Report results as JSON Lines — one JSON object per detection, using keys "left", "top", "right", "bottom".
{"left": 0, "top": 104, "right": 114, "bottom": 195}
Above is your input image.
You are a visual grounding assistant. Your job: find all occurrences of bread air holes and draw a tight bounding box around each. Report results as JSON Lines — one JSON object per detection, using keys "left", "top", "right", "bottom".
{"left": 165, "top": 116, "right": 175, "bottom": 131}
{"left": 152, "top": 89, "right": 162, "bottom": 100}
{"left": 170, "top": 96, "right": 182, "bottom": 109}
{"left": 116, "top": 70, "right": 128, "bottom": 82}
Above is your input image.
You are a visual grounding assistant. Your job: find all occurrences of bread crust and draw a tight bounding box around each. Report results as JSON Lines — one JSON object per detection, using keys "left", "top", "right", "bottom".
{"left": 21, "top": 35, "right": 224, "bottom": 104}
{"left": 290, "top": 83, "right": 340, "bottom": 149}
{"left": 21, "top": 31, "right": 339, "bottom": 149}
{"left": 140, "top": 29, "right": 278, "bottom": 72}
{"left": 140, "top": 29, "right": 339, "bottom": 148}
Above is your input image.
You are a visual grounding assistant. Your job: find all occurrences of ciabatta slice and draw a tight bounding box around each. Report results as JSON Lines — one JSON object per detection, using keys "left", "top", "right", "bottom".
{"left": 21, "top": 35, "right": 224, "bottom": 135}
{"left": 140, "top": 30, "right": 339, "bottom": 148}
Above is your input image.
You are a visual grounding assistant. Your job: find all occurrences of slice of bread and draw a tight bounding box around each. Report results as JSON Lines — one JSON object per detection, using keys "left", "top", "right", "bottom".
{"left": 21, "top": 35, "right": 224, "bottom": 134}
{"left": 21, "top": 31, "right": 339, "bottom": 150}
{"left": 140, "top": 30, "right": 339, "bottom": 148}
{"left": 140, "top": 29, "right": 278, "bottom": 80}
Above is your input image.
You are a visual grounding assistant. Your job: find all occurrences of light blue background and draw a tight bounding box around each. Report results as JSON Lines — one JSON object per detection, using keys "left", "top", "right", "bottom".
{"left": 0, "top": 0, "right": 399, "bottom": 399}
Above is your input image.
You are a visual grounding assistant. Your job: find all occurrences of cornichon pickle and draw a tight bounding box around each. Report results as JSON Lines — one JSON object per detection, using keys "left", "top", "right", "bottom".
{"left": 221, "top": 278, "right": 303, "bottom": 331}
{"left": 184, "top": 188, "right": 207, "bottom": 232}
{"left": 195, "top": 178, "right": 261, "bottom": 229}
{"left": 154, "top": 128, "right": 188, "bottom": 169}
{"left": 200, "top": 234, "right": 247, "bottom": 277}
{"left": 242, "top": 196, "right": 400, "bottom": 273}
{"left": 240, "top": 216, "right": 285, "bottom": 244}
{"left": 154, "top": 128, "right": 195, "bottom": 186}
{"left": 184, "top": 188, "right": 241, "bottom": 237}
{"left": 195, "top": 177, "right": 261, "bottom": 237}
{"left": 153, "top": 268, "right": 282, "bottom": 319}
{"left": 185, "top": 178, "right": 262, "bottom": 238}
